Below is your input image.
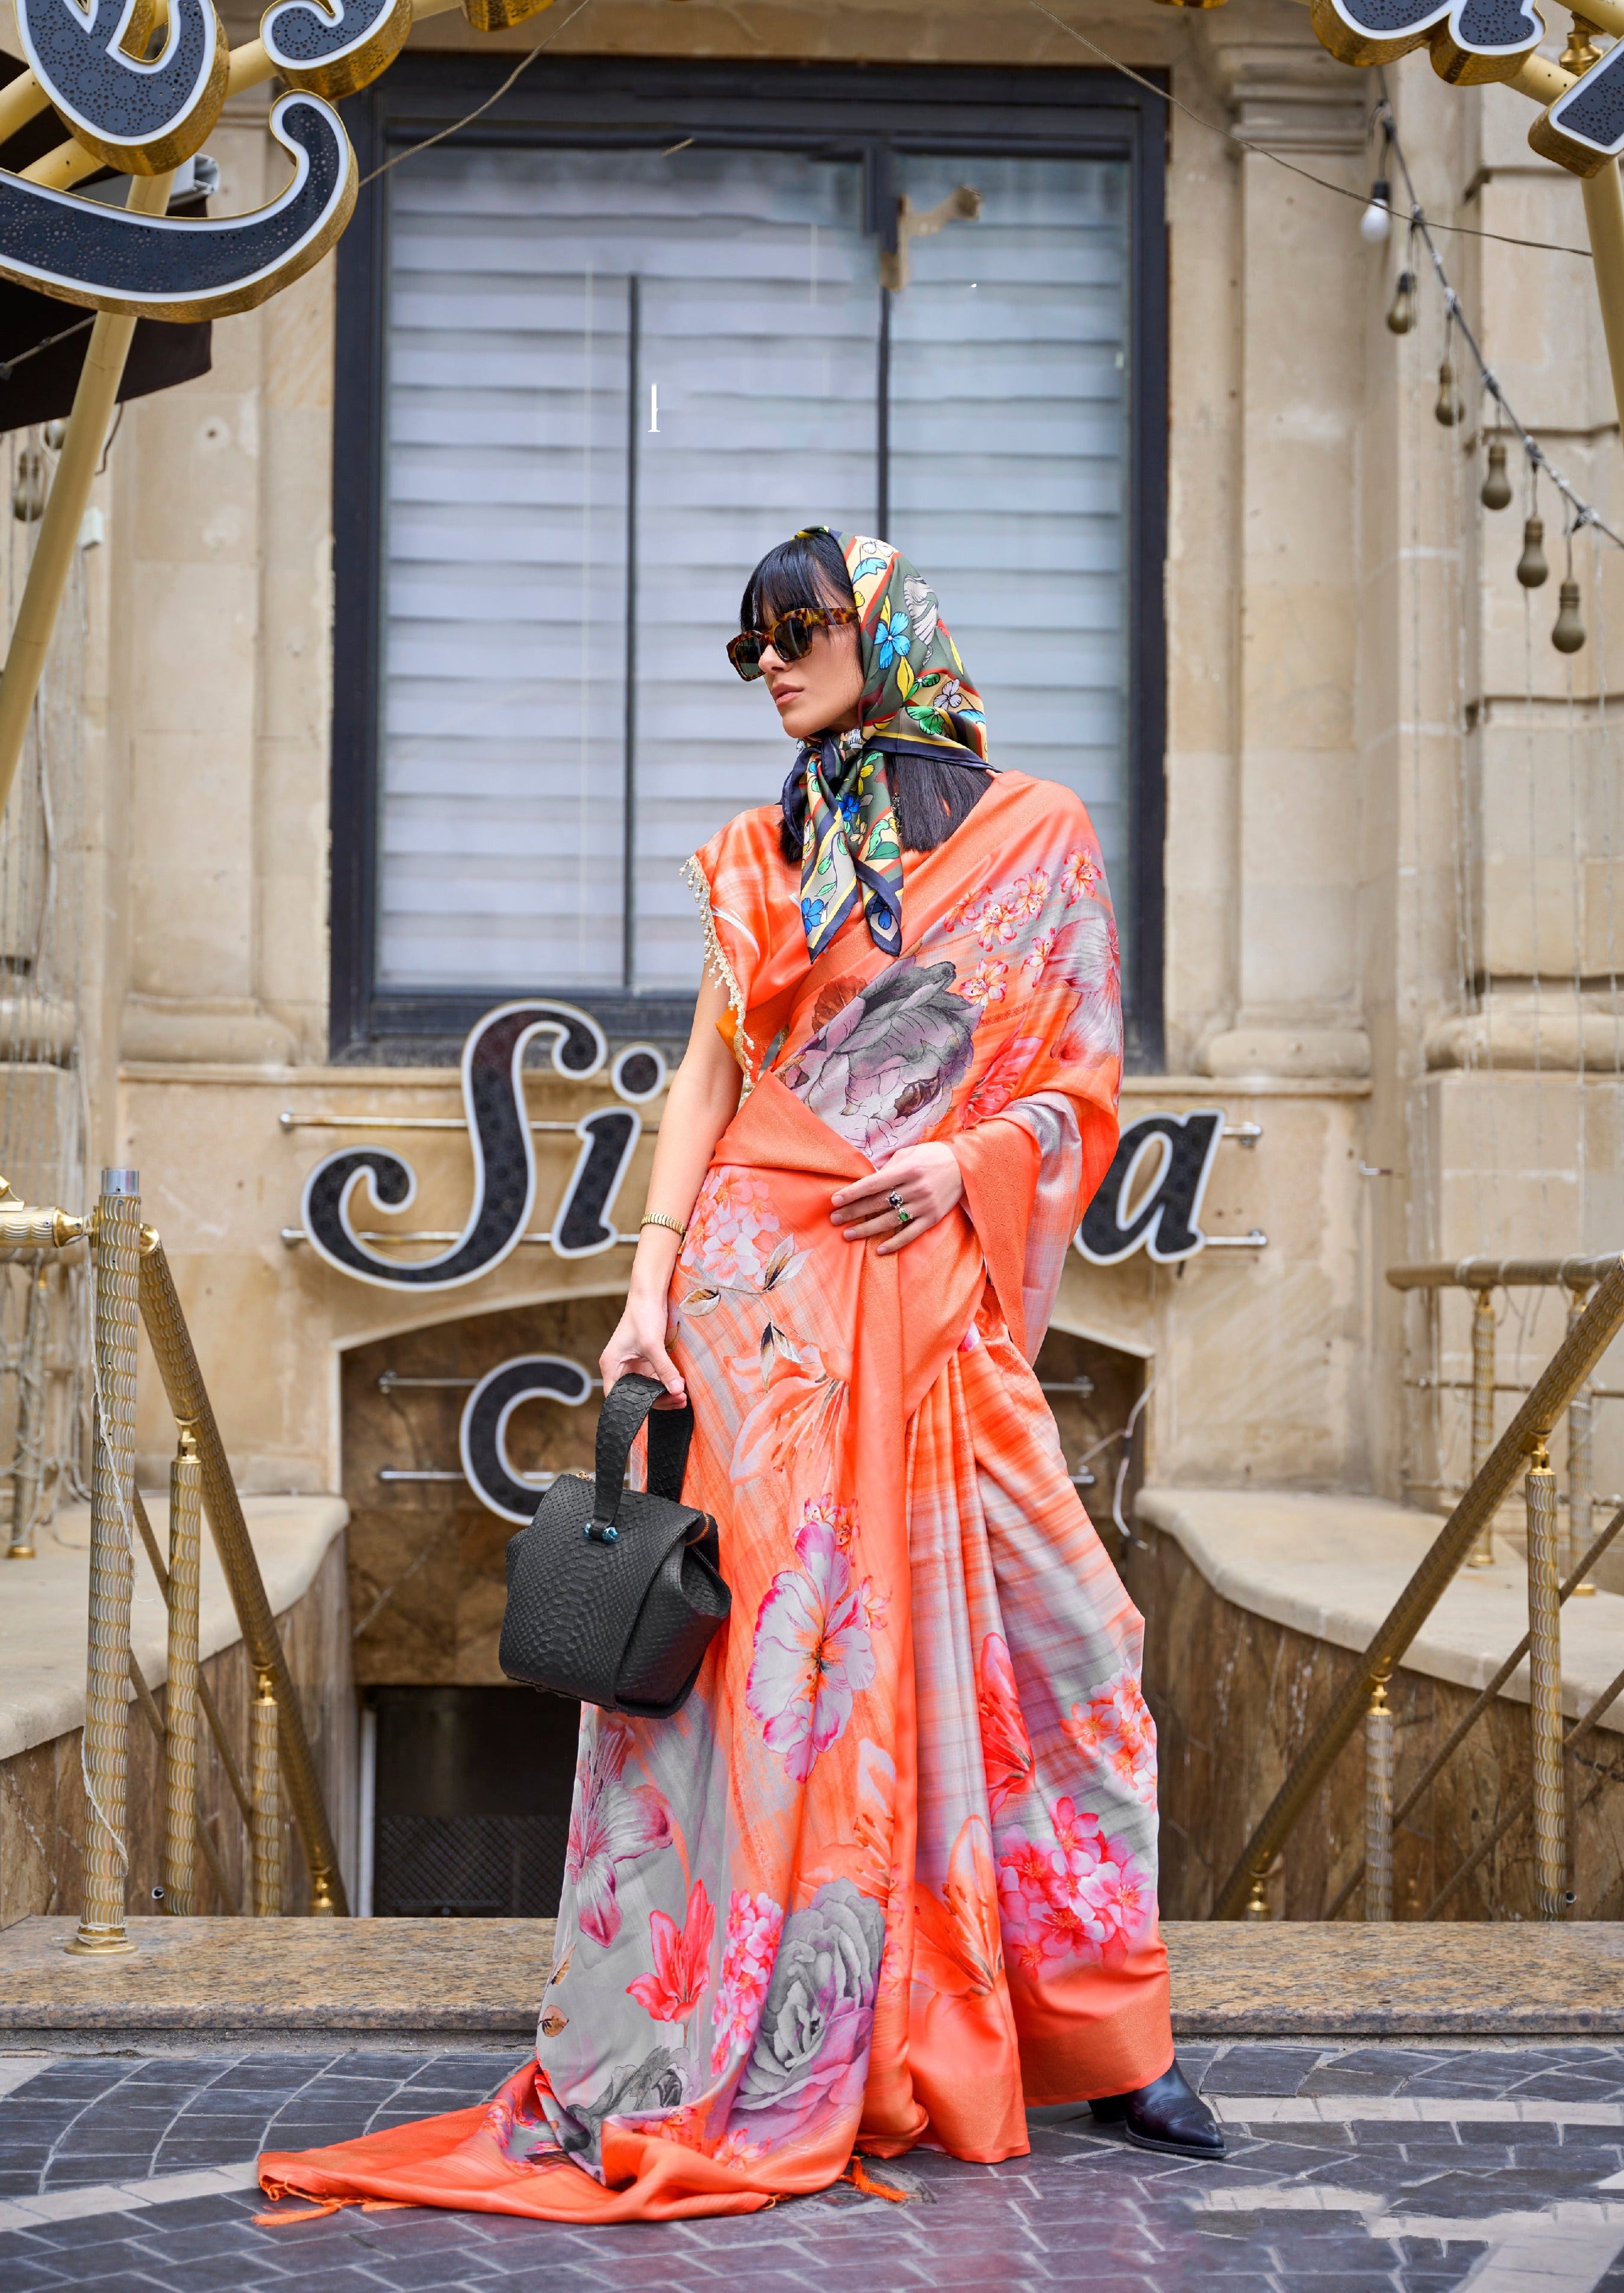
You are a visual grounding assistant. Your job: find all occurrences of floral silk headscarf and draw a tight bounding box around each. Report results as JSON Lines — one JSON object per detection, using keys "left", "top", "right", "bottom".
{"left": 787, "top": 531, "right": 988, "bottom": 961}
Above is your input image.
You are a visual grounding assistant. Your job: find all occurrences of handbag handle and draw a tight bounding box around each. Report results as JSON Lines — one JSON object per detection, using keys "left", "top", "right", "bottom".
{"left": 593, "top": 1372, "right": 695, "bottom": 1527}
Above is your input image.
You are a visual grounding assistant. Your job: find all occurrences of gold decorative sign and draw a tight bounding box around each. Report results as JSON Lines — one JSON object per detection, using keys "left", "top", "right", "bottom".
{"left": 1163, "top": 0, "right": 1624, "bottom": 181}
{"left": 0, "top": 0, "right": 556, "bottom": 322}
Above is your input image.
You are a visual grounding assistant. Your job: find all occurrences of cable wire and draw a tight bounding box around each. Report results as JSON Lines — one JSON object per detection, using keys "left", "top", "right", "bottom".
{"left": 357, "top": 0, "right": 598, "bottom": 189}
{"left": 1020, "top": 0, "right": 1595, "bottom": 260}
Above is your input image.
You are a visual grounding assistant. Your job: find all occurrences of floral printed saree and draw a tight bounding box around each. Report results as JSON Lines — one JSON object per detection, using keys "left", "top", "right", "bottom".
{"left": 261, "top": 705, "right": 1170, "bottom": 2233}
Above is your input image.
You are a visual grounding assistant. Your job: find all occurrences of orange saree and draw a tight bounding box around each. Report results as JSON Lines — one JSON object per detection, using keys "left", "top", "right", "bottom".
{"left": 261, "top": 767, "right": 1171, "bottom": 2224}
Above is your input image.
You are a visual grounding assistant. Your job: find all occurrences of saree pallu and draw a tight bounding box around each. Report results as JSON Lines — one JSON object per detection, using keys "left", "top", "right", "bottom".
{"left": 260, "top": 771, "right": 1172, "bottom": 2224}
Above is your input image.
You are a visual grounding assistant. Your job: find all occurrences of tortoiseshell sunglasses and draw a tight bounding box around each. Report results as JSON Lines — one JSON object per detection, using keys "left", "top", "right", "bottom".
{"left": 726, "top": 605, "right": 859, "bottom": 681}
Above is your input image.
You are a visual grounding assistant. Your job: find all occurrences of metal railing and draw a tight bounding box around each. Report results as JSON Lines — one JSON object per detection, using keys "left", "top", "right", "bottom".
{"left": 0, "top": 1166, "right": 346, "bottom": 1947}
{"left": 1213, "top": 1251, "right": 1624, "bottom": 1921}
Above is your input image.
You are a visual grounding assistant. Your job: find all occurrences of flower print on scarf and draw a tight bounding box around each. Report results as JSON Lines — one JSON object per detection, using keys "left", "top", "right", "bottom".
{"left": 563, "top": 1718, "right": 672, "bottom": 1950}
{"left": 709, "top": 2126, "right": 769, "bottom": 2168}
{"left": 1060, "top": 846, "right": 1101, "bottom": 905}
{"left": 1022, "top": 928, "right": 1057, "bottom": 979}
{"left": 1052, "top": 909, "right": 1123, "bottom": 1066}
{"left": 626, "top": 1881, "right": 716, "bottom": 2026}
{"left": 875, "top": 597, "right": 912, "bottom": 674}
{"left": 733, "top": 1880, "right": 886, "bottom": 2137}
{"left": 996, "top": 1796, "right": 1154, "bottom": 1976}
{"left": 914, "top": 1814, "right": 1003, "bottom": 2001}
{"left": 710, "top": 1890, "right": 785, "bottom": 2073}
{"left": 746, "top": 1508, "right": 879, "bottom": 1783}
{"left": 730, "top": 1340, "right": 848, "bottom": 1485}
{"left": 683, "top": 1170, "right": 782, "bottom": 1290}
{"left": 976, "top": 1633, "right": 1036, "bottom": 1817}
{"left": 963, "top": 1034, "right": 1043, "bottom": 1125}
{"left": 1063, "top": 1670, "right": 1158, "bottom": 1809}
{"left": 957, "top": 959, "right": 1008, "bottom": 1009}
{"left": 801, "top": 1492, "right": 859, "bottom": 1549}
{"left": 779, "top": 956, "right": 979, "bottom": 1160}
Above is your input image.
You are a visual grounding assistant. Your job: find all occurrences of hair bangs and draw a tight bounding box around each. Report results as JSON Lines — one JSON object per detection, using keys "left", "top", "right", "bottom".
{"left": 740, "top": 528, "right": 854, "bottom": 631}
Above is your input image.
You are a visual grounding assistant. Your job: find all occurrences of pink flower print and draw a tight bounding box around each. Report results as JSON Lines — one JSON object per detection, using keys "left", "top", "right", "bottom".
{"left": 746, "top": 1515, "right": 878, "bottom": 1783}
{"left": 710, "top": 2126, "right": 769, "bottom": 2168}
{"left": 974, "top": 899, "right": 1017, "bottom": 952}
{"left": 626, "top": 1880, "right": 715, "bottom": 2025}
{"left": 1063, "top": 1670, "right": 1158, "bottom": 1808}
{"left": 686, "top": 1170, "right": 782, "bottom": 1288}
{"left": 801, "top": 1492, "right": 859, "bottom": 1550}
{"left": 1061, "top": 846, "right": 1100, "bottom": 905}
{"left": 1052, "top": 1794, "right": 1104, "bottom": 1874}
{"left": 996, "top": 1800, "right": 1155, "bottom": 1975}
{"left": 957, "top": 959, "right": 1008, "bottom": 1009}
{"left": 710, "top": 1889, "right": 785, "bottom": 2072}
{"left": 564, "top": 1718, "right": 672, "bottom": 1949}
{"left": 1006, "top": 869, "right": 1051, "bottom": 923}
{"left": 942, "top": 880, "right": 993, "bottom": 936}
{"left": 964, "top": 1033, "right": 1043, "bottom": 1124}
{"left": 1022, "top": 928, "right": 1057, "bottom": 978}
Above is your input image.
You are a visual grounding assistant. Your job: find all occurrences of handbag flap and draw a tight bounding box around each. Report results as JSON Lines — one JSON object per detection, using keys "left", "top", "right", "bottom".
{"left": 522, "top": 1469, "right": 711, "bottom": 1626}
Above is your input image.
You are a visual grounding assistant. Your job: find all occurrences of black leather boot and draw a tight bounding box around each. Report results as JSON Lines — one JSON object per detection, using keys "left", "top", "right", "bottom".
{"left": 1089, "top": 2060, "right": 1225, "bottom": 2159}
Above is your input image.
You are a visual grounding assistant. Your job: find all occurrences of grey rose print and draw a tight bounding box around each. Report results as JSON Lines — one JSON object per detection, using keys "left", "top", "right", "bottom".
{"left": 732, "top": 1879, "right": 886, "bottom": 2140}
{"left": 779, "top": 958, "right": 979, "bottom": 1158}
{"left": 553, "top": 2044, "right": 687, "bottom": 2156}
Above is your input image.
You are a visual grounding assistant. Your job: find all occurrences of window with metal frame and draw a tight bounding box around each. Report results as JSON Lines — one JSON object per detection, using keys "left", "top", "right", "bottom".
{"left": 330, "top": 59, "right": 1167, "bottom": 1066}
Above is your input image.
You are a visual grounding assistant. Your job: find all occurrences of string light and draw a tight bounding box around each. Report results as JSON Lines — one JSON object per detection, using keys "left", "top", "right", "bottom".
{"left": 1481, "top": 439, "right": 1513, "bottom": 511}
{"left": 1361, "top": 175, "right": 1393, "bottom": 243}
{"left": 1377, "top": 93, "right": 1624, "bottom": 559}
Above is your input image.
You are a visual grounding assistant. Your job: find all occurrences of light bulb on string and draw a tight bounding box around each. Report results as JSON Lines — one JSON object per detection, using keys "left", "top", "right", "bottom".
{"left": 1517, "top": 514, "right": 1549, "bottom": 588}
{"left": 1435, "top": 358, "right": 1464, "bottom": 426}
{"left": 1360, "top": 176, "right": 1393, "bottom": 243}
{"left": 1552, "top": 578, "right": 1586, "bottom": 653}
{"left": 1386, "top": 269, "right": 1418, "bottom": 334}
{"left": 1552, "top": 520, "right": 1586, "bottom": 652}
{"left": 1481, "top": 438, "right": 1513, "bottom": 511}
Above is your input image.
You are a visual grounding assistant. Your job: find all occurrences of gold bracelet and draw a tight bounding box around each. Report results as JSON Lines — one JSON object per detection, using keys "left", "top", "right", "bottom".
{"left": 639, "top": 1211, "right": 687, "bottom": 1241}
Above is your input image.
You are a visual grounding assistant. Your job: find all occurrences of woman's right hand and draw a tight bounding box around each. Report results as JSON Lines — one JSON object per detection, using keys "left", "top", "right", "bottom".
{"left": 600, "top": 1288, "right": 686, "bottom": 1405}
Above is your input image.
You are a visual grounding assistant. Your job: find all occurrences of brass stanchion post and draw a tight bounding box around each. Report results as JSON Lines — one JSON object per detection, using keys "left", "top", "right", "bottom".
{"left": 1582, "top": 157, "right": 1624, "bottom": 446}
{"left": 138, "top": 1236, "right": 348, "bottom": 1914}
{"left": 1525, "top": 1441, "right": 1567, "bottom": 1920}
{"left": 1469, "top": 1289, "right": 1496, "bottom": 1565}
{"left": 0, "top": 172, "right": 173, "bottom": 828}
{"left": 1566, "top": 1289, "right": 1597, "bottom": 1595}
{"left": 250, "top": 1667, "right": 281, "bottom": 1917}
{"left": 67, "top": 1169, "right": 140, "bottom": 1956}
{"left": 162, "top": 1430, "right": 202, "bottom": 1917}
{"left": 6, "top": 1259, "right": 48, "bottom": 1557}
{"left": 1364, "top": 1675, "right": 1394, "bottom": 1922}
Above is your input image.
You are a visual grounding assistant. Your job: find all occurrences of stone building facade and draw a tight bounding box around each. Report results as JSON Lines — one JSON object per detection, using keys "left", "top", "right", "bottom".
{"left": 8, "top": 0, "right": 1624, "bottom": 1911}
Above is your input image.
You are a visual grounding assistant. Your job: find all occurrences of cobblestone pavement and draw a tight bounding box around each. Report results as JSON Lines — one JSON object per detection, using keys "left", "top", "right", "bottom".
{"left": 4, "top": 2041, "right": 1624, "bottom": 2291}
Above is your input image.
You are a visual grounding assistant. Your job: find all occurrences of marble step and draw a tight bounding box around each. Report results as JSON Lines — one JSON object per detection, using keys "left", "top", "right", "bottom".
{"left": 1, "top": 1915, "right": 1622, "bottom": 2051}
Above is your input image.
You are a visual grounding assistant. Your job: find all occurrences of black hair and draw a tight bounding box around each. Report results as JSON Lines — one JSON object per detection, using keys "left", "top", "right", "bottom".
{"left": 741, "top": 529, "right": 991, "bottom": 866}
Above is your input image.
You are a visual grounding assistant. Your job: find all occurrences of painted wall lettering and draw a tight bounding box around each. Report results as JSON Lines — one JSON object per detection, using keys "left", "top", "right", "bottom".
{"left": 1075, "top": 1110, "right": 1224, "bottom": 1267}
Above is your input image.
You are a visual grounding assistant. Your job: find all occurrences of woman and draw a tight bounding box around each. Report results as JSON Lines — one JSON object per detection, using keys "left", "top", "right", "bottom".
{"left": 260, "top": 529, "right": 1219, "bottom": 2224}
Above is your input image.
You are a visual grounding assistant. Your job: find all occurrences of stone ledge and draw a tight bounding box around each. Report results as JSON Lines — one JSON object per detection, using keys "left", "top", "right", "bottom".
{"left": 1137, "top": 1486, "right": 1624, "bottom": 1733}
{"left": 0, "top": 1495, "right": 349, "bottom": 1761}
{"left": 2, "top": 1916, "right": 1622, "bottom": 2047}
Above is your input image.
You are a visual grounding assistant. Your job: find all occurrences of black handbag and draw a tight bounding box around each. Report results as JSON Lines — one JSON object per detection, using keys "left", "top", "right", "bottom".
{"left": 499, "top": 1372, "right": 731, "bottom": 1718}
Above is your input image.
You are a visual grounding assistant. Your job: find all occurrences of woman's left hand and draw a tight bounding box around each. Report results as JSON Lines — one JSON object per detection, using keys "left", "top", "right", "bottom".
{"left": 829, "top": 1141, "right": 964, "bottom": 1256}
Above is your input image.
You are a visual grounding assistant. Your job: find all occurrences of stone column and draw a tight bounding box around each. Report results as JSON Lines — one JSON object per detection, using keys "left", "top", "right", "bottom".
{"left": 1195, "top": 21, "right": 1373, "bottom": 1082}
